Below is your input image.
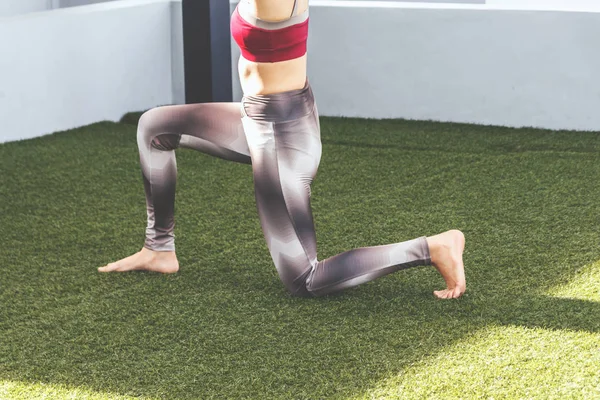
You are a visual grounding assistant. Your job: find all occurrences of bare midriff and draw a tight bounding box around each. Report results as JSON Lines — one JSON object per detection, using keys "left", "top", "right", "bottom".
{"left": 237, "top": 0, "right": 309, "bottom": 96}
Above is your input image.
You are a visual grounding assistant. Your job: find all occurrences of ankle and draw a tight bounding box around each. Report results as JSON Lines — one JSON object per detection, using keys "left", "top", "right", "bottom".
{"left": 142, "top": 247, "right": 176, "bottom": 260}
{"left": 426, "top": 236, "right": 453, "bottom": 265}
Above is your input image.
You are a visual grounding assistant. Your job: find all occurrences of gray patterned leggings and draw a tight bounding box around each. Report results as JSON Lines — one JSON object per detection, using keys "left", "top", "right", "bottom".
{"left": 137, "top": 82, "right": 431, "bottom": 296}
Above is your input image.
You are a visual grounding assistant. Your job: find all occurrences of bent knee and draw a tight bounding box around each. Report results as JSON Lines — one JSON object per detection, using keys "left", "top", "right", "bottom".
{"left": 137, "top": 107, "right": 163, "bottom": 134}
{"left": 137, "top": 108, "right": 181, "bottom": 151}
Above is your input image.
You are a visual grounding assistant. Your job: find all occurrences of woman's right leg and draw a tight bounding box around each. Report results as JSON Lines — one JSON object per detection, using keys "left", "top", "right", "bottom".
{"left": 241, "top": 84, "right": 466, "bottom": 298}
{"left": 99, "top": 102, "right": 251, "bottom": 273}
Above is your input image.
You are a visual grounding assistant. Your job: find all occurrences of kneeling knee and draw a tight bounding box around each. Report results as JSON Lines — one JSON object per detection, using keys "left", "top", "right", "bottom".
{"left": 280, "top": 268, "right": 318, "bottom": 298}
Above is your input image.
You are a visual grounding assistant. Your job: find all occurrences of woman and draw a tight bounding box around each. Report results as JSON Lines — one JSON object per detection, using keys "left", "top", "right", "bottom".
{"left": 99, "top": 0, "right": 466, "bottom": 299}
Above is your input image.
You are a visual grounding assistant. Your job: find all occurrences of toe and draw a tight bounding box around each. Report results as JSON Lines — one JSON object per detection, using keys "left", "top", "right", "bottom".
{"left": 98, "top": 263, "right": 120, "bottom": 273}
{"left": 434, "top": 288, "right": 462, "bottom": 300}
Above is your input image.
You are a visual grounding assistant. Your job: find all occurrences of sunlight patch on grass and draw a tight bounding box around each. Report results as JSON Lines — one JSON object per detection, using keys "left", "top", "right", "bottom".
{"left": 351, "top": 325, "right": 600, "bottom": 400}
{"left": 0, "top": 380, "right": 156, "bottom": 400}
{"left": 352, "top": 261, "right": 600, "bottom": 400}
{"left": 546, "top": 260, "right": 600, "bottom": 302}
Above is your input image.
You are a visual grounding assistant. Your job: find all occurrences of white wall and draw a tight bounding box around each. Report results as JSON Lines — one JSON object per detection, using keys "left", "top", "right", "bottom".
{"left": 0, "top": 0, "right": 117, "bottom": 18}
{"left": 2, "top": 0, "right": 600, "bottom": 143}
{"left": 486, "top": 0, "right": 600, "bottom": 12}
{"left": 0, "top": 1, "right": 53, "bottom": 18}
{"left": 0, "top": 0, "right": 179, "bottom": 143}
{"left": 322, "top": 0, "right": 600, "bottom": 12}
{"left": 59, "top": 0, "right": 119, "bottom": 8}
{"left": 230, "top": 1, "right": 600, "bottom": 131}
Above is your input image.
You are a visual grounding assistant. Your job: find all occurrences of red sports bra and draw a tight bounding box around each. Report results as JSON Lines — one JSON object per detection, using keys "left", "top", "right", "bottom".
{"left": 230, "top": 1, "right": 309, "bottom": 63}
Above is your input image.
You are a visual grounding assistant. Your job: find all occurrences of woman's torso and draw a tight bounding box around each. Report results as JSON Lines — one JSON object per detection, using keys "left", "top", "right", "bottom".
{"left": 234, "top": 0, "right": 309, "bottom": 96}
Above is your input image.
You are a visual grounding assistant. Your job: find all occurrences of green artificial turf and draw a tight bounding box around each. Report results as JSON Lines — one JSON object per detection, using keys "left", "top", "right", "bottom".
{"left": 1, "top": 115, "right": 599, "bottom": 399}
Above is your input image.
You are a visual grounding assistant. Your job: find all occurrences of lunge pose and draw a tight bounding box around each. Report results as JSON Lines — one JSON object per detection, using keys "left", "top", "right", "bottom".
{"left": 99, "top": 0, "right": 466, "bottom": 299}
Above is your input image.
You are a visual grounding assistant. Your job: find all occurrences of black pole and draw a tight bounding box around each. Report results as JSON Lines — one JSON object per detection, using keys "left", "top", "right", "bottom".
{"left": 182, "top": 0, "right": 233, "bottom": 104}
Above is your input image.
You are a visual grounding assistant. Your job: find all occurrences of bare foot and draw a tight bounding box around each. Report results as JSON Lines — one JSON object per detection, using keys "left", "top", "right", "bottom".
{"left": 98, "top": 247, "right": 179, "bottom": 273}
{"left": 426, "top": 230, "right": 466, "bottom": 299}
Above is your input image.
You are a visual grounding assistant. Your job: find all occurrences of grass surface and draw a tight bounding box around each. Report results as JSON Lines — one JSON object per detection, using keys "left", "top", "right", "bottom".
{"left": 1, "top": 115, "right": 599, "bottom": 399}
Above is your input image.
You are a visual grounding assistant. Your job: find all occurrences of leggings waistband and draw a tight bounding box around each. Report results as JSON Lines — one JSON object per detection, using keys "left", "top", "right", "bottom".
{"left": 241, "top": 81, "right": 314, "bottom": 122}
